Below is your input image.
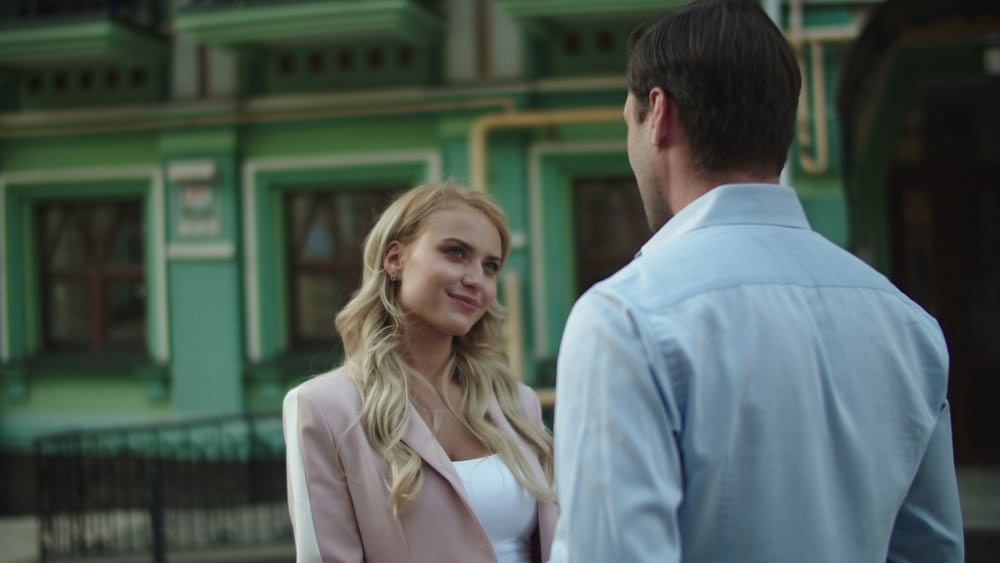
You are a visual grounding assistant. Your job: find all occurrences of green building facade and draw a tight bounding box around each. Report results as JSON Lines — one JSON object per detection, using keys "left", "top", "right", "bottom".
{"left": 1, "top": 0, "right": 997, "bottom": 514}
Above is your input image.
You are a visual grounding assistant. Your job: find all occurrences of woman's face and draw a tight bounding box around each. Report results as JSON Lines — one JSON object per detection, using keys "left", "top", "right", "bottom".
{"left": 386, "top": 203, "right": 503, "bottom": 343}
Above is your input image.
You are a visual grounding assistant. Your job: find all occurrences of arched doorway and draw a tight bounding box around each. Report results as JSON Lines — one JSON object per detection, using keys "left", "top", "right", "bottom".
{"left": 838, "top": 0, "right": 1000, "bottom": 464}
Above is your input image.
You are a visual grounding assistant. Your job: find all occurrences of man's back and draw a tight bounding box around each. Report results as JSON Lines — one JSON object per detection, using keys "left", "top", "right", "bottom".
{"left": 551, "top": 184, "right": 964, "bottom": 562}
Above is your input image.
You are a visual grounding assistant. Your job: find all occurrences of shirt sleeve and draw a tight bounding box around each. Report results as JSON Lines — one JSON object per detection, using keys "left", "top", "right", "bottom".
{"left": 549, "top": 290, "right": 684, "bottom": 563}
{"left": 283, "top": 387, "right": 365, "bottom": 563}
{"left": 887, "top": 402, "right": 965, "bottom": 562}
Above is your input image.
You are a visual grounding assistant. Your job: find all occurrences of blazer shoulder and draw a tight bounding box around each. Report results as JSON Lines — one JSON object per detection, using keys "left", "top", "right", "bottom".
{"left": 515, "top": 382, "right": 543, "bottom": 422}
{"left": 284, "top": 366, "right": 363, "bottom": 428}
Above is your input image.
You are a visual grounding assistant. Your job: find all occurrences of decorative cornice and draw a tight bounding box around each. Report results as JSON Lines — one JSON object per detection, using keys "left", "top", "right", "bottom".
{"left": 176, "top": 0, "right": 443, "bottom": 48}
{"left": 0, "top": 20, "right": 166, "bottom": 69}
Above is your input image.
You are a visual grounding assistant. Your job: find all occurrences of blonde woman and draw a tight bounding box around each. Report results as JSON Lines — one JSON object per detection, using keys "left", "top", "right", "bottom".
{"left": 282, "top": 183, "right": 557, "bottom": 563}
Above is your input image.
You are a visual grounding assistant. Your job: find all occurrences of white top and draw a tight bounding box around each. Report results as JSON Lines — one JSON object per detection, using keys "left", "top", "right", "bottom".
{"left": 452, "top": 454, "right": 537, "bottom": 563}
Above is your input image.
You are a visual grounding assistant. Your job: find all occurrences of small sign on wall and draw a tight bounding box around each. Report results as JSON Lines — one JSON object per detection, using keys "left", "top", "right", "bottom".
{"left": 178, "top": 182, "right": 220, "bottom": 237}
{"left": 167, "top": 159, "right": 221, "bottom": 240}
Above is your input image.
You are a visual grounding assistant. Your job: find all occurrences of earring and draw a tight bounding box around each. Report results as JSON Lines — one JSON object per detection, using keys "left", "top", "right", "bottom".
{"left": 390, "top": 274, "right": 397, "bottom": 283}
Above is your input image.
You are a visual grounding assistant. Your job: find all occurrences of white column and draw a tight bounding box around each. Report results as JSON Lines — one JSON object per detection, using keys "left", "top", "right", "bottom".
{"left": 487, "top": 0, "right": 525, "bottom": 81}
{"left": 445, "top": 0, "right": 479, "bottom": 83}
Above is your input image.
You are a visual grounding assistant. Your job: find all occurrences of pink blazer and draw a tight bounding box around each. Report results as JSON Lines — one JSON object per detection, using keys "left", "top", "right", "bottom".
{"left": 283, "top": 367, "right": 558, "bottom": 563}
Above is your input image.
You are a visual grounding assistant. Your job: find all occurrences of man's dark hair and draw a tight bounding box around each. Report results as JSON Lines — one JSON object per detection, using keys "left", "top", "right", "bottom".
{"left": 627, "top": 0, "right": 801, "bottom": 177}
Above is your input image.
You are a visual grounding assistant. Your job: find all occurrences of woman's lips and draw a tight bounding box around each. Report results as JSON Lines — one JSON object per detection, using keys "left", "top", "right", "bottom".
{"left": 449, "top": 292, "right": 479, "bottom": 311}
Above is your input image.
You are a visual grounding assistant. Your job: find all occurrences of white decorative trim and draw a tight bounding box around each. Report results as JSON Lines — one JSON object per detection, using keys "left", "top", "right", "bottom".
{"left": 241, "top": 149, "right": 441, "bottom": 361}
{"left": 152, "top": 172, "right": 168, "bottom": 363}
{"left": 0, "top": 165, "right": 170, "bottom": 363}
{"left": 166, "top": 159, "right": 217, "bottom": 183}
{"left": 528, "top": 140, "right": 626, "bottom": 358}
{"left": 241, "top": 162, "right": 260, "bottom": 362}
{"left": 0, "top": 177, "right": 7, "bottom": 361}
{"left": 166, "top": 242, "right": 235, "bottom": 260}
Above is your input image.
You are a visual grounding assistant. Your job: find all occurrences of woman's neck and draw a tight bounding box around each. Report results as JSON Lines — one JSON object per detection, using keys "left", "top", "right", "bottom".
{"left": 400, "top": 330, "right": 454, "bottom": 391}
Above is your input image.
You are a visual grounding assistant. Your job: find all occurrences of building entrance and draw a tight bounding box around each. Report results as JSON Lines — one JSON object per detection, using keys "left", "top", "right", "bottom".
{"left": 888, "top": 79, "right": 1000, "bottom": 463}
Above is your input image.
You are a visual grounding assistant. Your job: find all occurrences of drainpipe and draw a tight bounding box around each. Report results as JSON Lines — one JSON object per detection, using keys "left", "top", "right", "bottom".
{"left": 788, "top": 0, "right": 861, "bottom": 175}
{"left": 797, "top": 38, "right": 830, "bottom": 174}
{"left": 502, "top": 269, "right": 524, "bottom": 383}
{"left": 469, "top": 106, "right": 623, "bottom": 193}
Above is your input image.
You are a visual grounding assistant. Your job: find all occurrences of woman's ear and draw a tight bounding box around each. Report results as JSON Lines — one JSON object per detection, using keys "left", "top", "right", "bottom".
{"left": 384, "top": 240, "right": 403, "bottom": 279}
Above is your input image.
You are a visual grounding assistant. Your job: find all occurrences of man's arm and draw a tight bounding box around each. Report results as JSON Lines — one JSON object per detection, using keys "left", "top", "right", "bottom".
{"left": 549, "top": 291, "right": 684, "bottom": 563}
{"left": 888, "top": 402, "right": 965, "bottom": 562}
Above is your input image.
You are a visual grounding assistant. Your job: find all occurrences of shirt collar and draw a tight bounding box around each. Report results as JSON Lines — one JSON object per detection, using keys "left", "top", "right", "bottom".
{"left": 637, "top": 183, "right": 811, "bottom": 258}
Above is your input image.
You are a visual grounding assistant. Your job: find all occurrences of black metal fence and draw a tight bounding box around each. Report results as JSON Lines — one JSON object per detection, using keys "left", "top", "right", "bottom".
{"left": 34, "top": 413, "right": 291, "bottom": 562}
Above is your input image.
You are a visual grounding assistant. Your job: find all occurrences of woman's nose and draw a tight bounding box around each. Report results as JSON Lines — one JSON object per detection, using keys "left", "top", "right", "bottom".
{"left": 462, "top": 266, "right": 484, "bottom": 287}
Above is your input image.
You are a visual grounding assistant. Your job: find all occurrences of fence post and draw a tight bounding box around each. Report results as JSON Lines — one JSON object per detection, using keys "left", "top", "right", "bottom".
{"left": 151, "top": 455, "right": 166, "bottom": 563}
{"left": 34, "top": 438, "right": 48, "bottom": 562}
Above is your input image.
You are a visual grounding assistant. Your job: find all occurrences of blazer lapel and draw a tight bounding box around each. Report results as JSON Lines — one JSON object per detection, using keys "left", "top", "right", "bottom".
{"left": 401, "top": 392, "right": 556, "bottom": 561}
{"left": 399, "top": 401, "right": 477, "bottom": 508}
{"left": 486, "top": 396, "right": 548, "bottom": 486}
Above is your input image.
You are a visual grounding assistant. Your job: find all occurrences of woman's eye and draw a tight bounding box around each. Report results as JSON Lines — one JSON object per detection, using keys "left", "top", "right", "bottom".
{"left": 484, "top": 261, "right": 500, "bottom": 273}
{"left": 446, "top": 246, "right": 465, "bottom": 258}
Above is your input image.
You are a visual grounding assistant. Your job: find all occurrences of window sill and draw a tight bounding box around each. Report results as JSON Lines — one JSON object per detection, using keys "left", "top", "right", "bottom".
{"left": 1, "top": 353, "right": 170, "bottom": 403}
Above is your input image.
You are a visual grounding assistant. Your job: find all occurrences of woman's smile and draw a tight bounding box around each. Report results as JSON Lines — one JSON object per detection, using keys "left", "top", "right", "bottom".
{"left": 448, "top": 291, "right": 480, "bottom": 312}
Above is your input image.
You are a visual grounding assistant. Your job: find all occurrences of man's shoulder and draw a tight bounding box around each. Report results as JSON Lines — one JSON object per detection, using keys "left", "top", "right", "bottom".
{"left": 588, "top": 222, "right": 903, "bottom": 315}
{"left": 584, "top": 231, "right": 724, "bottom": 309}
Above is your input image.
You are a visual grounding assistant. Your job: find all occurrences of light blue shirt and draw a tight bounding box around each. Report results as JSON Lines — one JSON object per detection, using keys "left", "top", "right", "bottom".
{"left": 550, "top": 184, "right": 964, "bottom": 563}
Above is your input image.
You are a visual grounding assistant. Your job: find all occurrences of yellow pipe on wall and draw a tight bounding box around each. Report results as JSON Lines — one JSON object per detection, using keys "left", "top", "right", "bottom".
{"left": 797, "top": 39, "right": 830, "bottom": 175}
{"left": 502, "top": 269, "right": 524, "bottom": 382}
{"left": 788, "top": 0, "right": 861, "bottom": 175}
{"left": 469, "top": 106, "right": 624, "bottom": 193}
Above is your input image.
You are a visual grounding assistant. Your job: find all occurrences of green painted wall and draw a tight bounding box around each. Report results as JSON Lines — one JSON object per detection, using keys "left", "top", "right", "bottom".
{"left": 159, "top": 138, "right": 245, "bottom": 416}
{"left": 168, "top": 260, "right": 243, "bottom": 415}
{"left": 0, "top": 133, "right": 158, "bottom": 169}
{"left": 243, "top": 117, "right": 439, "bottom": 159}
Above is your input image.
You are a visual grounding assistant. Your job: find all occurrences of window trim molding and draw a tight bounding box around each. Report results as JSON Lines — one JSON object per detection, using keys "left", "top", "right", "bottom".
{"left": 527, "top": 140, "right": 626, "bottom": 359}
{"left": 241, "top": 149, "right": 441, "bottom": 361}
{"left": 0, "top": 165, "right": 169, "bottom": 364}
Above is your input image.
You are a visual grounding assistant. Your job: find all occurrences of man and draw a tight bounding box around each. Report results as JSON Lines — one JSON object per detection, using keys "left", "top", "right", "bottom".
{"left": 549, "top": 1, "right": 964, "bottom": 562}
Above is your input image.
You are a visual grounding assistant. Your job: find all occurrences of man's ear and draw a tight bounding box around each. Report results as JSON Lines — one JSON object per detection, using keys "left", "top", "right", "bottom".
{"left": 384, "top": 240, "right": 403, "bottom": 279}
{"left": 648, "top": 87, "right": 672, "bottom": 146}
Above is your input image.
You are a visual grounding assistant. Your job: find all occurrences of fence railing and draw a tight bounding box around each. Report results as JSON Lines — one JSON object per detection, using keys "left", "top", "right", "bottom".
{"left": 34, "top": 413, "right": 291, "bottom": 562}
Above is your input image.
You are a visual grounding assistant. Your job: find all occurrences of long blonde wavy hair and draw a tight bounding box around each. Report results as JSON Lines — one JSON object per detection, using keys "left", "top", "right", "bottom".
{"left": 335, "top": 182, "right": 555, "bottom": 514}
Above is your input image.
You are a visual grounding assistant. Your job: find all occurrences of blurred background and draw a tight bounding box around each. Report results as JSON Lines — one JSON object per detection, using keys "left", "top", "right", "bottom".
{"left": 0, "top": 0, "right": 997, "bottom": 561}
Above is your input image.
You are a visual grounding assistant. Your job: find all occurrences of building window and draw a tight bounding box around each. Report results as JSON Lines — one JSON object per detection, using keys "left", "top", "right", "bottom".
{"left": 573, "top": 178, "right": 649, "bottom": 294}
{"left": 36, "top": 199, "right": 146, "bottom": 352}
{"left": 285, "top": 188, "right": 398, "bottom": 349}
